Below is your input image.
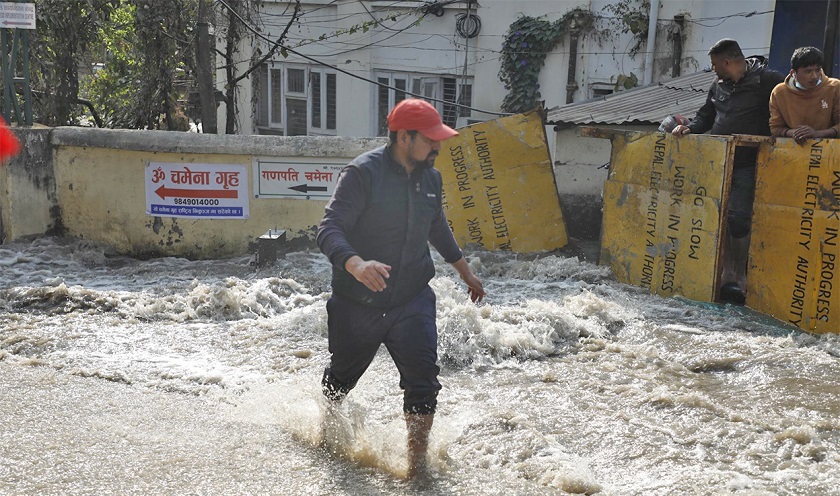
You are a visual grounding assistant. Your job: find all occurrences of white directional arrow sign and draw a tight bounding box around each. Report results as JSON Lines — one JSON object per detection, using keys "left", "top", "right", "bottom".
{"left": 0, "top": 3, "right": 35, "bottom": 30}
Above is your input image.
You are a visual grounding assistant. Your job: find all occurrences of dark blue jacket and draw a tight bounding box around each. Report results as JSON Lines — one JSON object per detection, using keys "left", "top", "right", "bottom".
{"left": 688, "top": 56, "right": 785, "bottom": 167}
{"left": 317, "top": 145, "right": 463, "bottom": 308}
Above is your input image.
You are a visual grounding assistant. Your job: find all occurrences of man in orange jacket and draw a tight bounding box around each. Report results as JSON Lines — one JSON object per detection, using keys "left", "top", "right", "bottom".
{"left": 769, "top": 46, "right": 840, "bottom": 142}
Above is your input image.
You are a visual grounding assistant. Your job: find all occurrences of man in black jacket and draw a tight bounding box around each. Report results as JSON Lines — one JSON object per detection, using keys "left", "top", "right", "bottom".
{"left": 672, "top": 38, "right": 784, "bottom": 304}
{"left": 316, "top": 98, "right": 485, "bottom": 479}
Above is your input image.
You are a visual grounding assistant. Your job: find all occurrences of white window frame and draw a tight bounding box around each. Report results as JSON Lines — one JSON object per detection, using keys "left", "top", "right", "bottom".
{"left": 269, "top": 66, "right": 284, "bottom": 127}
{"left": 308, "top": 67, "right": 337, "bottom": 136}
{"left": 261, "top": 63, "right": 336, "bottom": 136}
{"left": 374, "top": 71, "right": 473, "bottom": 135}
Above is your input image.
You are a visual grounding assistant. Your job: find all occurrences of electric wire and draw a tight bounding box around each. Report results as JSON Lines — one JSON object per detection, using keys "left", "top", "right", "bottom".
{"left": 357, "top": 0, "right": 403, "bottom": 32}
{"left": 215, "top": 0, "right": 509, "bottom": 117}
{"left": 215, "top": 1, "right": 775, "bottom": 116}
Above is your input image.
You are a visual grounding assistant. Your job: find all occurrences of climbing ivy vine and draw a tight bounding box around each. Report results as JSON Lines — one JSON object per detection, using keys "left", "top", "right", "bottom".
{"left": 498, "top": 1, "right": 650, "bottom": 114}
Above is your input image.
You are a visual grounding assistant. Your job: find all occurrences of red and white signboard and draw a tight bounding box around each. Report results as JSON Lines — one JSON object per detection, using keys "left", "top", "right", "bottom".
{"left": 253, "top": 157, "right": 348, "bottom": 200}
{"left": 0, "top": 3, "right": 36, "bottom": 30}
{"left": 145, "top": 162, "right": 249, "bottom": 219}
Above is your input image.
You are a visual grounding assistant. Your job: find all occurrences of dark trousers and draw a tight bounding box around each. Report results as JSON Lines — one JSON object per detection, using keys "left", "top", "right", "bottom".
{"left": 728, "top": 165, "right": 757, "bottom": 239}
{"left": 322, "top": 285, "right": 441, "bottom": 414}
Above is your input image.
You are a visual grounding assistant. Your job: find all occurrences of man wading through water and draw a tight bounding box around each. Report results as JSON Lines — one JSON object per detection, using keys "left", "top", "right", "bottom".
{"left": 316, "top": 98, "right": 485, "bottom": 479}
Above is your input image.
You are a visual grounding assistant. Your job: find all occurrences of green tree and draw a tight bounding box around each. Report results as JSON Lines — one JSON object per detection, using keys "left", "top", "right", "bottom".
{"left": 81, "top": 0, "right": 197, "bottom": 129}
{"left": 81, "top": 2, "right": 138, "bottom": 128}
{"left": 130, "top": 0, "right": 197, "bottom": 130}
{"left": 30, "top": 0, "right": 118, "bottom": 126}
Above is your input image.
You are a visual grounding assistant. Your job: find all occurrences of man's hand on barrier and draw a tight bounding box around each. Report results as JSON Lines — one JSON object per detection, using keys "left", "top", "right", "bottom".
{"left": 672, "top": 125, "right": 692, "bottom": 136}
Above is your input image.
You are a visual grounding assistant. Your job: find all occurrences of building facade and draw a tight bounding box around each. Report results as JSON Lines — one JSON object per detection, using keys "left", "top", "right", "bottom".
{"left": 217, "top": 0, "right": 777, "bottom": 138}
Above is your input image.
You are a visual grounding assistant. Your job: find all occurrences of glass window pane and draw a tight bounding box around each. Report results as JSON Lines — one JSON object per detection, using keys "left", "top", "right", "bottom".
{"left": 326, "top": 73, "right": 336, "bottom": 130}
{"left": 395, "top": 79, "right": 407, "bottom": 105}
{"left": 442, "top": 77, "right": 457, "bottom": 126}
{"left": 423, "top": 81, "right": 437, "bottom": 102}
{"left": 378, "top": 77, "right": 390, "bottom": 136}
{"left": 257, "top": 64, "right": 269, "bottom": 127}
{"left": 311, "top": 72, "right": 321, "bottom": 129}
{"left": 270, "top": 69, "right": 282, "bottom": 124}
{"left": 288, "top": 68, "right": 305, "bottom": 94}
{"left": 459, "top": 83, "right": 473, "bottom": 118}
{"left": 286, "top": 98, "right": 307, "bottom": 135}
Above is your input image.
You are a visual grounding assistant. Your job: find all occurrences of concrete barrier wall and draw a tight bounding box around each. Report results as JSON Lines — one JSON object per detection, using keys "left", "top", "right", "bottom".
{"left": 0, "top": 128, "right": 56, "bottom": 243}
{"left": 2, "top": 125, "right": 605, "bottom": 258}
{"left": 2, "top": 127, "right": 384, "bottom": 258}
{"left": 553, "top": 124, "right": 654, "bottom": 241}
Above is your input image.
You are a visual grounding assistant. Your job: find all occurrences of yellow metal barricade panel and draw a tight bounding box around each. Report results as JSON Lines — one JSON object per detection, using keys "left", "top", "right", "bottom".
{"left": 599, "top": 132, "right": 730, "bottom": 302}
{"left": 437, "top": 111, "right": 567, "bottom": 252}
{"left": 748, "top": 140, "right": 840, "bottom": 333}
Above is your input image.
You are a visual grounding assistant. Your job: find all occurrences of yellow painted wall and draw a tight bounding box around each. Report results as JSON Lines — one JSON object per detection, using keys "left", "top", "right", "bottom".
{"left": 0, "top": 129, "right": 56, "bottom": 241}
{"left": 5, "top": 125, "right": 569, "bottom": 259}
{"left": 52, "top": 146, "right": 343, "bottom": 258}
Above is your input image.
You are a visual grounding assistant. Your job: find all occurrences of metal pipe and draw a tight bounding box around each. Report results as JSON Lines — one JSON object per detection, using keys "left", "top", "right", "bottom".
{"left": 643, "top": 0, "right": 660, "bottom": 85}
{"left": 671, "top": 15, "right": 684, "bottom": 78}
{"left": 566, "top": 30, "right": 579, "bottom": 104}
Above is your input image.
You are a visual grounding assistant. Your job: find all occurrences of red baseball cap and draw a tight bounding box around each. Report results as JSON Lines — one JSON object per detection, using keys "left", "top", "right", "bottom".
{"left": 387, "top": 99, "right": 459, "bottom": 141}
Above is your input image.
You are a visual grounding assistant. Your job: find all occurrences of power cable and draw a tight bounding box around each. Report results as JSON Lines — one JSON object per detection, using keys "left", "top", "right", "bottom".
{"left": 357, "top": 0, "right": 403, "bottom": 32}
{"left": 215, "top": 0, "right": 509, "bottom": 117}
{"left": 312, "top": 19, "right": 430, "bottom": 56}
{"left": 455, "top": 12, "right": 480, "bottom": 39}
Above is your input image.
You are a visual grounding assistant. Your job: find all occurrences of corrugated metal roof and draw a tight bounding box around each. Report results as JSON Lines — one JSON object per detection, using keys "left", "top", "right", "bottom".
{"left": 546, "top": 71, "right": 716, "bottom": 126}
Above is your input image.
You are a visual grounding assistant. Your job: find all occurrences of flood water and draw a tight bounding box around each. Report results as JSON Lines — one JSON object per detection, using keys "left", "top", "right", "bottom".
{"left": 1, "top": 236, "right": 839, "bottom": 495}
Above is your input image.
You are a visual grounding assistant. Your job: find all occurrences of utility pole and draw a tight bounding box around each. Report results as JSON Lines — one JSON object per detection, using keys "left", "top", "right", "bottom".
{"left": 196, "top": 0, "right": 218, "bottom": 133}
{"left": 824, "top": 0, "right": 839, "bottom": 77}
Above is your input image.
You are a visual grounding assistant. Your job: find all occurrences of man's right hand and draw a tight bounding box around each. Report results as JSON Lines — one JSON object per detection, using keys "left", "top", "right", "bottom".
{"left": 672, "top": 125, "right": 691, "bottom": 136}
{"left": 345, "top": 255, "right": 391, "bottom": 292}
{"left": 789, "top": 125, "right": 820, "bottom": 143}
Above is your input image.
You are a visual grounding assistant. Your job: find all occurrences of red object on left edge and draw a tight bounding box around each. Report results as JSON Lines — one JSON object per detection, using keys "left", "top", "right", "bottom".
{"left": 0, "top": 116, "right": 21, "bottom": 162}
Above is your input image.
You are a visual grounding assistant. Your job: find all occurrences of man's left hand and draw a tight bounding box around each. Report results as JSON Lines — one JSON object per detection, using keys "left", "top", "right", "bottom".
{"left": 451, "top": 257, "right": 485, "bottom": 303}
{"left": 463, "top": 273, "right": 485, "bottom": 303}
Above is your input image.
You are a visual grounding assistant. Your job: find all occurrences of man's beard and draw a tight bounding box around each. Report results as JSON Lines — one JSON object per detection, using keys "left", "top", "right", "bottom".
{"left": 411, "top": 151, "right": 438, "bottom": 170}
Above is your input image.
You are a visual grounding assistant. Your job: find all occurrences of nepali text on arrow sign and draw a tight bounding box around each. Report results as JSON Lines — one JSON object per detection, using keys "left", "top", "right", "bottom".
{"left": 289, "top": 184, "right": 328, "bottom": 193}
{"left": 155, "top": 185, "right": 239, "bottom": 200}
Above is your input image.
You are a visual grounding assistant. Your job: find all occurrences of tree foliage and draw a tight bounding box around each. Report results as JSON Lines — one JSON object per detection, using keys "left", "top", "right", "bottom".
{"left": 23, "top": 0, "right": 361, "bottom": 132}
{"left": 82, "top": 0, "right": 197, "bottom": 129}
{"left": 81, "top": 2, "right": 139, "bottom": 128}
{"left": 129, "top": 0, "right": 197, "bottom": 130}
{"left": 30, "top": 0, "right": 118, "bottom": 126}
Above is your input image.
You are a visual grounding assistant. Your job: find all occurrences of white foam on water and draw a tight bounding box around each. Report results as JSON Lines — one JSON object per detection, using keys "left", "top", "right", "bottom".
{"left": 224, "top": 377, "right": 412, "bottom": 480}
{"left": 3, "top": 237, "right": 840, "bottom": 495}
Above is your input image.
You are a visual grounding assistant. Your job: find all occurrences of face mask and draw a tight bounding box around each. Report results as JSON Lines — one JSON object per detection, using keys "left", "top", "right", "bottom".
{"left": 794, "top": 76, "right": 822, "bottom": 90}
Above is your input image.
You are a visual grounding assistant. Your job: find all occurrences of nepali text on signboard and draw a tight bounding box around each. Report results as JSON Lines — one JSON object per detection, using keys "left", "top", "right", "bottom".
{"left": 145, "top": 162, "right": 249, "bottom": 219}
{"left": 253, "top": 158, "right": 348, "bottom": 200}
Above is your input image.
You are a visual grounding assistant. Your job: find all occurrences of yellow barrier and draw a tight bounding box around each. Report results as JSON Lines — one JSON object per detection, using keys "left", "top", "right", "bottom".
{"left": 749, "top": 139, "right": 840, "bottom": 333}
{"left": 582, "top": 128, "right": 731, "bottom": 302}
{"left": 585, "top": 126, "right": 840, "bottom": 334}
{"left": 437, "top": 110, "right": 568, "bottom": 252}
